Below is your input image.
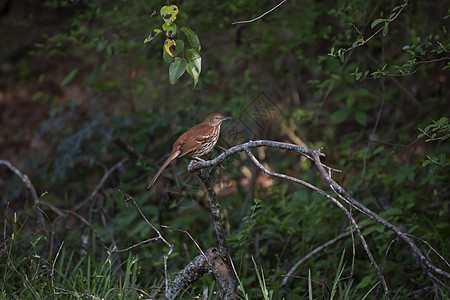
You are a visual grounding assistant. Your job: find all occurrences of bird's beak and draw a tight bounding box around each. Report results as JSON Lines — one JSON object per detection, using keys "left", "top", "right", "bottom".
{"left": 223, "top": 116, "right": 233, "bottom": 121}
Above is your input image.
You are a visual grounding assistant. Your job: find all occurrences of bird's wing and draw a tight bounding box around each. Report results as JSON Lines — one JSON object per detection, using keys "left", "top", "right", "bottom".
{"left": 176, "top": 123, "right": 210, "bottom": 157}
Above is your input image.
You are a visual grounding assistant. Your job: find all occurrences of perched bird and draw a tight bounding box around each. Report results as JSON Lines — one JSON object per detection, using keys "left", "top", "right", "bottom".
{"left": 147, "top": 113, "right": 232, "bottom": 189}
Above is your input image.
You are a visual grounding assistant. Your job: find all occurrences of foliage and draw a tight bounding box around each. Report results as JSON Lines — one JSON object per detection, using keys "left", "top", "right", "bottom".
{"left": 0, "top": 0, "right": 449, "bottom": 299}
{"left": 144, "top": 5, "right": 202, "bottom": 87}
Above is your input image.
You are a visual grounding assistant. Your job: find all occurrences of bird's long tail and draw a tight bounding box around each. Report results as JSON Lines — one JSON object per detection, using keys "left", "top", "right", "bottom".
{"left": 147, "top": 150, "right": 180, "bottom": 189}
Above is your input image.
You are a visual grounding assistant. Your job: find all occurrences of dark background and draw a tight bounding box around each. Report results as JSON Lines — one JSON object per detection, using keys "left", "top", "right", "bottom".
{"left": 0, "top": 0, "right": 449, "bottom": 298}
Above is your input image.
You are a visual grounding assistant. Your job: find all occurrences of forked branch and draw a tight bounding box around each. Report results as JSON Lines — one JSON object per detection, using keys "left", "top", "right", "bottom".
{"left": 187, "top": 140, "right": 450, "bottom": 299}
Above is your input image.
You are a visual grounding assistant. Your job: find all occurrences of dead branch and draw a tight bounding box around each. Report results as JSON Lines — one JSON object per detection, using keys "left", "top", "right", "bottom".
{"left": 194, "top": 165, "right": 238, "bottom": 299}
{"left": 281, "top": 230, "right": 354, "bottom": 289}
{"left": 0, "top": 159, "right": 44, "bottom": 226}
{"left": 231, "top": 0, "right": 287, "bottom": 25}
{"left": 187, "top": 139, "right": 450, "bottom": 298}
{"left": 164, "top": 248, "right": 234, "bottom": 300}
{"left": 245, "top": 148, "right": 389, "bottom": 298}
{"left": 117, "top": 189, "right": 174, "bottom": 296}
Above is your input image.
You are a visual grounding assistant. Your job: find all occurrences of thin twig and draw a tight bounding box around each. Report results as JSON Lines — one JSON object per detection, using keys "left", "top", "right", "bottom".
{"left": 343, "top": 2, "right": 407, "bottom": 53}
{"left": 161, "top": 225, "right": 208, "bottom": 263}
{"left": 404, "top": 233, "right": 450, "bottom": 269}
{"left": 231, "top": 0, "right": 287, "bottom": 25}
{"left": 51, "top": 241, "right": 65, "bottom": 296}
{"left": 72, "top": 157, "right": 129, "bottom": 212}
{"left": 6, "top": 250, "right": 39, "bottom": 299}
{"left": 113, "top": 238, "right": 161, "bottom": 252}
{"left": 117, "top": 189, "right": 174, "bottom": 296}
{"left": 0, "top": 159, "right": 44, "bottom": 226}
{"left": 281, "top": 230, "right": 353, "bottom": 288}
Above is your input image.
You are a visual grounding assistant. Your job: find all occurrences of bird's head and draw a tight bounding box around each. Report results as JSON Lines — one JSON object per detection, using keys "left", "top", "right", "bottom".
{"left": 204, "top": 113, "right": 232, "bottom": 126}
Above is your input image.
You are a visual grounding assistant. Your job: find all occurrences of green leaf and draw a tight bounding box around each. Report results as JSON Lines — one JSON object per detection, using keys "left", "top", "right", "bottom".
{"left": 359, "top": 275, "right": 375, "bottom": 288}
{"left": 371, "top": 18, "right": 385, "bottom": 29}
{"left": 169, "top": 58, "right": 187, "bottom": 84}
{"left": 60, "top": 68, "right": 79, "bottom": 87}
{"left": 144, "top": 29, "right": 162, "bottom": 43}
{"left": 352, "top": 38, "right": 364, "bottom": 48}
{"left": 160, "top": 5, "right": 179, "bottom": 26}
{"left": 175, "top": 39, "right": 184, "bottom": 56}
{"left": 355, "top": 111, "right": 367, "bottom": 126}
{"left": 162, "top": 23, "right": 177, "bottom": 38}
{"left": 383, "top": 22, "right": 389, "bottom": 36}
{"left": 443, "top": 62, "right": 450, "bottom": 70}
{"left": 181, "top": 27, "right": 201, "bottom": 52}
{"left": 187, "top": 48, "right": 201, "bottom": 72}
{"left": 362, "top": 224, "right": 385, "bottom": 235}
{"left": 337, "top": 49, "right": 344, "bottom": 62}
{"left": 331, "top": 108, "right": 350, "bottom": 124}
{"left": 186, "top": 62, "right": 200, "bottom": 88}
{"left": 346, "top": 95, "right": 355, "bottom": 107}
{"left": 186, "top": 49, "right": 201, "bottom": 88}
{"left": 163, "top": 38, "right": 176, "bottom": 57}
{"left": 380, "top": 207, "right": 403, "bottom": 217}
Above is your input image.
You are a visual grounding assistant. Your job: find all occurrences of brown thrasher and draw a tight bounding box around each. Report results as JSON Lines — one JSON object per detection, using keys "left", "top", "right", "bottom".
{"left": 147, "top": 113, "right": 232, "bottom": 189}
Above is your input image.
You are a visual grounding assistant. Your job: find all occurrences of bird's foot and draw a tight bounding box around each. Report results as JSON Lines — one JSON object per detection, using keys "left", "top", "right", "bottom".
{"left": 217, "top": 145, "right": 227, "bottom": 152}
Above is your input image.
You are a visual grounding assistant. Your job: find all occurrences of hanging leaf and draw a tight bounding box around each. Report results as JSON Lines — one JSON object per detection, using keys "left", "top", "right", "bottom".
{"left": 186, "top": 62, "right": 200, "bottom": 88}
{"left": 162, "top": 23, "right": 177, "bottom": 38}
{"left": 181, "top": 27, "right": 201, "bottom": 52}
{"left": 169, "top": 57, "right": 187, "bottom": 84}
{"left": 175, "top": 39, "right": 184, "bottom": 56}
{"left": 160, "top": 5, "right": 179, "bottom": 26}
{"left": 187, "top": 48, "right": 201, "bottom": 72}
{"left": 144, "top": 29, "right": 162, "bottom": 43}
{"left": 383, "top": 22, "right": 389, "bottom": 36}
{"left": 163, "top": 38, "right": 176, "bottom": 57}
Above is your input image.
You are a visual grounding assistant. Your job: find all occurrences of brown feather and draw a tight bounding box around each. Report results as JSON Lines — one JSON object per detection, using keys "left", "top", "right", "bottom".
{"left": 147, "top": 113, "right": 231, "bottom": 189}
{"left": 147, "top": 150, "right": 180, "bottom": 189}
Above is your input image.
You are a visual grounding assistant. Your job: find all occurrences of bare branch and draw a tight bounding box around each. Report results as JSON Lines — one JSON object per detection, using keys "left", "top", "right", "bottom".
{"left": 186, "top": 139, "right": 450, "bottom": 296}
{"left": 117, "top": 189, "right": 174, "bottom": 296}
{"left": 311, "top": 151, "right": 450, "bottom": 284}
{"left": 281, "top": 230, "right": 354, "bottom": 288}
{"left": 188, "top": 140, "right": 324, "bottom": 173}
{"left": 0, "top": 159, "right": 44, "bottom": 226}
{"left": 72, "top": 157, "right": 129, "bottom": 212}
{"left": 245, "top": 148, "right": 390, "bottom": 298}
{"left": 231, "top": 0, "right": 287, "bottom": 25}
{"left": 161, "top": 225, "right": 208, "bottom": 263}
{"left": 165, "top": 248, "right": 232, "bottom": 299}
{"left": 195, "top": 166, "right": 238, "bottom": 299}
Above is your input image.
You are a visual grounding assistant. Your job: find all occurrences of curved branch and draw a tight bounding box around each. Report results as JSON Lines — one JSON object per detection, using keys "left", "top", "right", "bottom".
{"left": 245, "top": 149, "right": 389, "bottom": 298}
{"left": 0, "top": 159, "right": 44, "bottom": 226}
{"left": 187, "top": 139, "right": 450, "bottom": 296}
{"left": 312, "top": 152, "right": 450, "bottom": 282}
{"left": 188, "top": 140, "right": 324, "bottom": 173}
{"left": 231, "top": 0, "right": 287, "bottom": 25}
{"left": 281, "top": 230, "right": 353, "bottom": 288}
